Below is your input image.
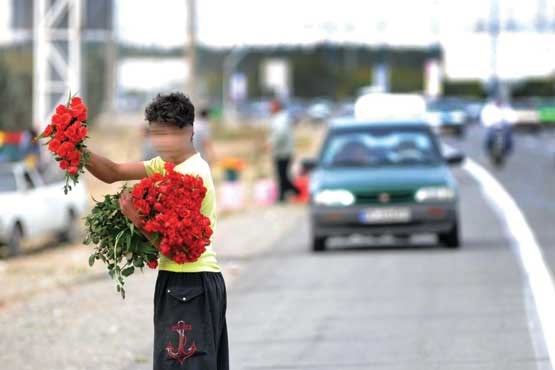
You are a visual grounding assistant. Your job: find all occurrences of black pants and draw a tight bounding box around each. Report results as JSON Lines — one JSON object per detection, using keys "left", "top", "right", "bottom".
{"left": 274, "top": 157, "right": 300, "bottom": 202}
{"left": 153, "top": 271, "right": 229, "bottom": 370}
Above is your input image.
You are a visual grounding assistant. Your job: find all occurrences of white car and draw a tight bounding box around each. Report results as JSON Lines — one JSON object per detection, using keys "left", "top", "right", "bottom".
{"left": 0, "top": 162, "right": 89, "bottom": 256}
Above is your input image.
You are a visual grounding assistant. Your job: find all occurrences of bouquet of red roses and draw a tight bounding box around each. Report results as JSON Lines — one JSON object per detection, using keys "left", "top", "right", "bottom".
{"left": 85, "top": 162, "right": 213, "bottom": 298}
{"left": 37, "top": 95, "right": 89, "bottom": 194}
{"left": 132, "top": 162, "right": 213, "bottom": 264}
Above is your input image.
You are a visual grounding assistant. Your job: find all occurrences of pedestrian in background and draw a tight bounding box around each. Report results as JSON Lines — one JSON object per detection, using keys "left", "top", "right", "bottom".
{"left": 193, "top": 108, "right": 215, "bottom": 165}
{"left": 266, "top": 99, "right": 300, "bottom": 203}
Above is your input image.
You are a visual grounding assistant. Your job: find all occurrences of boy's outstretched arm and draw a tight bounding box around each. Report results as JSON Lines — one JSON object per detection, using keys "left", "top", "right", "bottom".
{"left": 84, "top": 149, "right": 147, "bottom": 184}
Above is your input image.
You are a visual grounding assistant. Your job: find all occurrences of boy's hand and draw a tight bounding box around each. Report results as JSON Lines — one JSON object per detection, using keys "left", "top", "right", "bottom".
{"left": 119, "top": 191, "right": 160, "bottom": 250}
{"left": 118, "top": 191, "right": 143, "bottom": 228}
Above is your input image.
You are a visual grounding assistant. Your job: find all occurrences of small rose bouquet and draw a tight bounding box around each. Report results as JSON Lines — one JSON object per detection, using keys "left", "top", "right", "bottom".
{"left": 85, "top": 162, "right": 213, "bottom": 298}
{"left": 37, "top": 95, "right": 89, "bottom": 194}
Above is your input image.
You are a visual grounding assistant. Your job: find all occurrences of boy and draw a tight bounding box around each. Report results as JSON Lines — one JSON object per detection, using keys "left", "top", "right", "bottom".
{"left": 84, "top": 92, "right": 228, "bottom": 370}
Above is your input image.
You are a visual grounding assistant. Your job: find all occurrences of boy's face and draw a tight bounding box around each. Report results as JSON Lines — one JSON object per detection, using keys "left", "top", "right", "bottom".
{"left": 148, "top": 122, "right": 193, "bottom": 159}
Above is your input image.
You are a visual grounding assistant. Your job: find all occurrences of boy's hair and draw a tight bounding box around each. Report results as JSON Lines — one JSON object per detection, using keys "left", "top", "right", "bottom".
{"left": 145, "top": 92, "right": 195, "bottom": 128}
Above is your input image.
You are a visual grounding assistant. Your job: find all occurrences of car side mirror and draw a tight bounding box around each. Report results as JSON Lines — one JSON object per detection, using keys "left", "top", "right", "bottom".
{"left": 444, "top": 151, "right": 465, "bottom": 166}
{"left": 301, "top": 158, "right": 319, "bottom": 174}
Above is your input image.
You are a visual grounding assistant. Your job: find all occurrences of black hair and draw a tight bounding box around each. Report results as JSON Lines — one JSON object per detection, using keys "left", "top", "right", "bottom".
{"left": 145, "top": 92, "right": 195, "bottom": 128}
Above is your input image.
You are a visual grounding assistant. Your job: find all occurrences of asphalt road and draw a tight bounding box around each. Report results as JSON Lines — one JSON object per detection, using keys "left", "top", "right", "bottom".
{"left": 226, "top": 125, "right": 555, "bottom": 370}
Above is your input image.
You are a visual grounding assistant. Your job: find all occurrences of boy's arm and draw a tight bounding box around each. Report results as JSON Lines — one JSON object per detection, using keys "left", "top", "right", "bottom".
{"left": 84, "top": 149, "right": 147, "bottom": 183}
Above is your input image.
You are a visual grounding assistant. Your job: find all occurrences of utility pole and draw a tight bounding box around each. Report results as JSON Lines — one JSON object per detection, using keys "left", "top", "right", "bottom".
{"left": 488, "top": 0, "right": 502, "bottom": 100}
{"left": 103, "top": 0, "right": 116, "bottom": 114}
{"left": 33, "top": 0, "right": 83, "bottom": 132}
{"left": 187, "top": 0, "right": 197, "bottom": 103}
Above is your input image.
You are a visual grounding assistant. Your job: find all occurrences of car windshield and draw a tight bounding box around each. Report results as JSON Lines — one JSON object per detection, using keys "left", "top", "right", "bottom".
{"left": 321, "top": 128, "right": 442, "bottom": 168}
{"left": 0, "top": 171, "right": 17, "bottom": 193}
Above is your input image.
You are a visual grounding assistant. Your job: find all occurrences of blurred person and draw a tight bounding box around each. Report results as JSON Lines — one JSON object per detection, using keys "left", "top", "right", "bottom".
{"left": 142, "top": 126, "right": 158, "bottom": 160}
{"left": 266, "top": 99, "right": 300, "bottom": 203}
{"left": 83, "top": 92, "right": 229, "bottom": 370}
{"left": 193, "top": 108, "right": 215, "bottom": 164}
{"left": 481, "top": 98, "right": 515, "bottom": 162}
{"left": 22, "top": 129, "right": 41, "bottom": 168}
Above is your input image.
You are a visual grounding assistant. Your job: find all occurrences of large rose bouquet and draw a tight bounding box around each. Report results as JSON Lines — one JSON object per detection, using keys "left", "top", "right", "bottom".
{"left": 85, "top": 162, "right": 213, "bottom": 298}
{"left": 37, "top": 95, "right": 89, "bottom": 194}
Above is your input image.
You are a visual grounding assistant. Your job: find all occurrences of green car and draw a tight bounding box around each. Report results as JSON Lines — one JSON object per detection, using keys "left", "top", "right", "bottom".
{"left": 304, "top": 119, "right": 465, "bottom": 252}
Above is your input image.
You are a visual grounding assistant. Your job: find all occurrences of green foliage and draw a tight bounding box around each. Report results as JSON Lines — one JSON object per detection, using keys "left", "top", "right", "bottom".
{"left": 84, "top": 185, "right": 158, "bottom": 299}
{"left": 512, "top": 78, "right": 555, "bottom": 98}
{"left": 443, "top": 81, "right": 487, "bottom": 98}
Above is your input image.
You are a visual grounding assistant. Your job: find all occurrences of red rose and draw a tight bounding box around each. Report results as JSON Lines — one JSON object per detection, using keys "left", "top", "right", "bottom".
{"left": 65, "top": 122, "right": 84, "bottom": 143}
{"left": 70, "top": 103, "right": 87, "bottom": 119}
{"left": 78, "top": 112, "right": 87, "bottom": 121}
{"left": 54, "top": 129, "right": 66, "bottom": 142}
{"left": 42, "top": 124, "right": 54, "bottom": 137}
{"left": 174, "top": 253, "right": 187, "bottom": 264}
{"left": 78, "top": 125, "right": 87, "bottom": 139}
{"left": 146, "top": 260, "right": 158, "bottom": 269}
{"left": 67, "top": 166, "right": 78, "bottom": 175}
{"left": 56, "top": 142, "right": 75, "bottom": 157}
{"left": 60, "top": 113, "right": 73, "bottom": 129}
{"left": 56, "top": 104, "right": 69, "bottom": 115}
{"left": 59, "top": 160, "right": 69, "bottom": 170}
{"left": 70, "top": 97, "right": 82, "bottom": 106}
{"left": 160, "top": 243, "right": 171, "bottom": 256}
{"left": 48, "top": 139, "right": 61, "bottom": 152}
{"left": 68, "top": 150, "right": 81, "bottom": 162}
{"left": 52, "top": 114, "right": 62, "bottom": 126}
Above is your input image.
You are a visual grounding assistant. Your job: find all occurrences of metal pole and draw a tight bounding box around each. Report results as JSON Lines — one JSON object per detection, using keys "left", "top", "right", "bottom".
{"left": 187, "top": 0, "right": 197, "bottom": 102}
{"left": 33, "top": 0, "right": 82, "bottom": 132}
{"left": 103, "top": 0, "right": 117, "bottom": 114}
{"left": 489, "top": 0, "right": 501, "bottom": 99}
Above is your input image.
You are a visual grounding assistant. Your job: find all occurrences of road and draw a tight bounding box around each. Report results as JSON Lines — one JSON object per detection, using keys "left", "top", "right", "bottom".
{"left": 226, "top": 125, "right": 555, "bottom": 370}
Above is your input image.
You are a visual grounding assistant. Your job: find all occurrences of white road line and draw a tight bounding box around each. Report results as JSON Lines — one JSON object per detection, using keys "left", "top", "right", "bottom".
{"left": 462, "top": 158, "right": 555, "bottom": 369}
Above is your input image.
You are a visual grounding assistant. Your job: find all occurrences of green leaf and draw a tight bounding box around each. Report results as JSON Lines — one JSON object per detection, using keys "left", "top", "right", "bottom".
{"left": 133, "top": 258, "right": 144, "bottom": 268}
{"left": 88, "top": 254, "right": 96, "bottom": 267}
{"left": 122, "top": 266, "right": 135, "bottom": 277}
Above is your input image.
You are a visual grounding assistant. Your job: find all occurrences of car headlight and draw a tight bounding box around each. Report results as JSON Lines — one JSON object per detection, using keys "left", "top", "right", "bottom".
{"left": 415, "top": 187, "right": 455, "bottom": 202}
{"left": 313, "top": 189, "right": 355, "bottom": 206}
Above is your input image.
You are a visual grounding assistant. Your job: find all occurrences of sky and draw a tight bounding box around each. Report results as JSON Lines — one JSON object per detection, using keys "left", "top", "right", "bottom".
{"left": 0, "top": 0, "right": 553, "bottom": 47}
{"left": 1, "top": 0, "right": 554, "bottom": 79}
{"left": 115, "top": 0, "right": 555, "bottom": 48}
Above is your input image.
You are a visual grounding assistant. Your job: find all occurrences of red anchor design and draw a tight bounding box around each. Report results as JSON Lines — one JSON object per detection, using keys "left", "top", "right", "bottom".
{"left": 166, "top": 321, "right": 198, "bottom": 364}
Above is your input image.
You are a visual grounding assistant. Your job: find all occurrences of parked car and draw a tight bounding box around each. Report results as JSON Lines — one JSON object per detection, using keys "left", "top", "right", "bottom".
{"left": 304, "top": 118, "right": 464, "bottom": 252}
{"left": 0, "top": 161, "right": 89, "bottom": 256}
{"left": 425, "top": 99, "right": 468, "bottom": 137}
{"left": 306, "top": 99, "right": 334, "bottom": 122}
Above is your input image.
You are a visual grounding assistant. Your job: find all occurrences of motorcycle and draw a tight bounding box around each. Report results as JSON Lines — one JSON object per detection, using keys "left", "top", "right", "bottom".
{"left": 485, "top": 123, "right": 513, "bottom": 167}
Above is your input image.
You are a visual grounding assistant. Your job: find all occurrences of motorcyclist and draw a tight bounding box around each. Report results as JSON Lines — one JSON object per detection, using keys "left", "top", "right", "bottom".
{"left": 480, "top": 97, "right": 515, "bottom": 158}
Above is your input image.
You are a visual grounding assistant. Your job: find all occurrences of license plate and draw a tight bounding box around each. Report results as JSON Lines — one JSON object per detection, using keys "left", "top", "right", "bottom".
{"left": 360, "top": 207, "right": 411, "bottom": 224}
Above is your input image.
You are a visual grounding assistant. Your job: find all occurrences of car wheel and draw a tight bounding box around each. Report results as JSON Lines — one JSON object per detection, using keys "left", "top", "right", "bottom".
{"left": 8, "top": 224, "right": 23, "bottom": 257}
{"left": 58, "top": 209, "right": 79, "bottom": 244}
{"left": 312, "top": 236, "right": 327, "bottom": 252}
{"left": 438, "top": 222, "right": 460, "bottom": 248}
